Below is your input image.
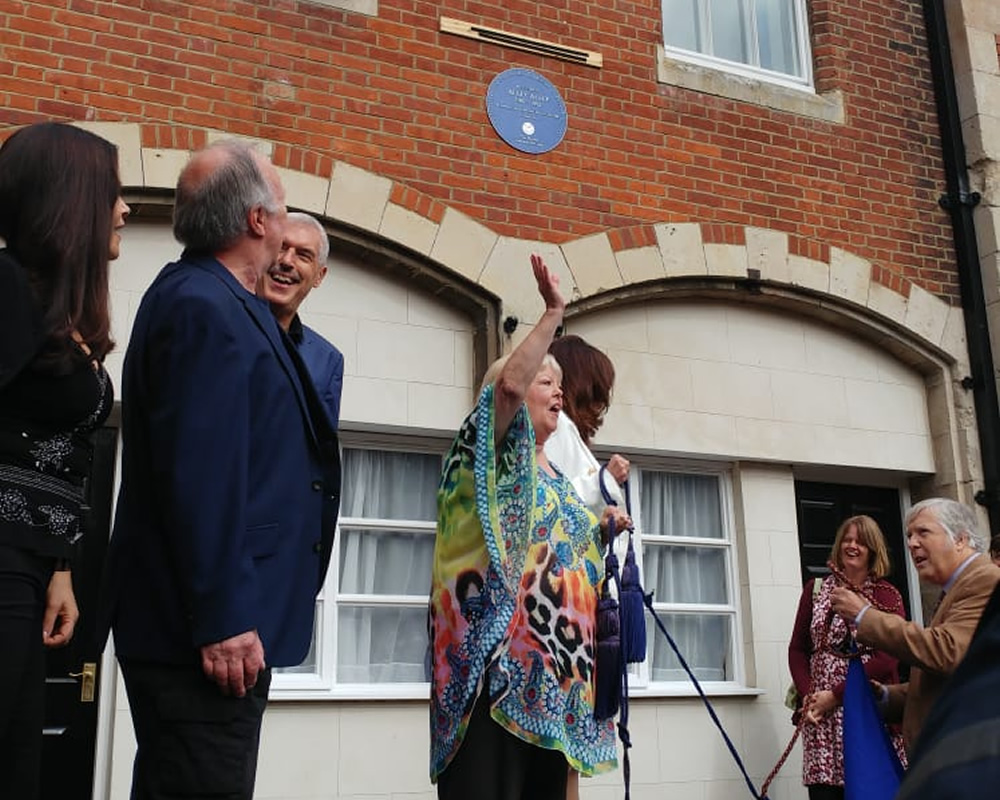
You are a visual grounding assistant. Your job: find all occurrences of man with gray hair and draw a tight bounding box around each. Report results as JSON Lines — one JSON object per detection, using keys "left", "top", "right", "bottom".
{"left": 831, "top": 497, "right": 1000, "bottom": 752}
{"left": 258, "top": 211, "right": 344, "bottom": 428}
{"left": 101, "top": 141, "right": 340, "bottom": 798}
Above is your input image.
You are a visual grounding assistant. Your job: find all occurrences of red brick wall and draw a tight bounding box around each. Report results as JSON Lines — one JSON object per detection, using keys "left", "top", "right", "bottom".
{"left": 0, "top": 0, "right": 958, "bottom": 300}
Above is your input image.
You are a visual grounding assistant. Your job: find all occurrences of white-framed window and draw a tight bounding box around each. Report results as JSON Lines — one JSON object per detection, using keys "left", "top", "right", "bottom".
{"left": 273, "top": 437, "right": 446, "bottom": 699}
{"left": 661, "top": 0, "right": 812, "bottom": 87}
{"left": 274, "top": 440, "right": 743, "bottom": 698}
{"left": 627, "top": 466, "right": 743, "bottom": 690}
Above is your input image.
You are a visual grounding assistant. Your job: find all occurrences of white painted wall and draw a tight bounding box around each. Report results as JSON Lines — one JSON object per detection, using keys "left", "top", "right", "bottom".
{"left": 574, "top": 302, "right": 933, "bottom": 472}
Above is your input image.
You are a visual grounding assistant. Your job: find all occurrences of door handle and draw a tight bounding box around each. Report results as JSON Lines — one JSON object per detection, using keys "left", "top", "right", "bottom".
{"left": 68, "top": 662, "right": 97, "bottom": 703}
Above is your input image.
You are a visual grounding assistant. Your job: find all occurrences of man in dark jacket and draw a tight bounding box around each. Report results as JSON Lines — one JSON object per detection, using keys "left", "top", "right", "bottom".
{"left": 101, "top": 140, "right": 341, "bottom": 799}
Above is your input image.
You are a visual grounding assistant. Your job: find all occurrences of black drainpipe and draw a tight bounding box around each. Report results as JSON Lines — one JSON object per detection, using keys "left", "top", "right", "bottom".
{"left": 922, "top": 0, "right": 1000, "bottom": 538}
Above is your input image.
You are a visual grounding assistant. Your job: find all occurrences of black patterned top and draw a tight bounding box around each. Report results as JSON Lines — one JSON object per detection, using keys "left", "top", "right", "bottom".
{"left": 0, "top": 249, "right": 114, "bottom": 559}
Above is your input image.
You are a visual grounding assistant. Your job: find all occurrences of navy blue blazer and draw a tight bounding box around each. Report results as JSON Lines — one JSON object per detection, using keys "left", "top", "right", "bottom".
{"left": 102, "top": 253, "right": 340, "bottom": 668}
{"left": 289, "top": 315, "right": 344, "bottom": 429}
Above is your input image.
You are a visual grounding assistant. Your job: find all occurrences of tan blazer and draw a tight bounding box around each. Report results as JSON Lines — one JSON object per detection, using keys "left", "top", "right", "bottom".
{"left": 857, "top": 554, "right": 1000, "bottom": 751}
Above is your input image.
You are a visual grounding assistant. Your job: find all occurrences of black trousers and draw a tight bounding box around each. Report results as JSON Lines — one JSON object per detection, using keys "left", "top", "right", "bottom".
{"left": 120, "top": 659, "right": 271, "bottom": 800}
{"left": 0, "top": 544, "right": 52, "bottom": 800}
{"left": 437, "top": 693, "right": 568, "bottom": 800}
{"left": 808, "top": 784, "right": 845, "bottom": 800}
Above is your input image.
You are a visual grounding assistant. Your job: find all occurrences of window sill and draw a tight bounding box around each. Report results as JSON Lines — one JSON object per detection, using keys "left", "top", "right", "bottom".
{"left": 656, "top": 45, "right": 844, "bottom": 124}
{"left": 270, "top": 683, "right": 765, "bottom": 702}
{"left": 304, "top": 0, "right": 377, "bottom": 15}
{"left": 628, "top": 682, "right": 765, "bottom": 699}
{"left": 270, "top": 682, "right": 430, "bottom": 702}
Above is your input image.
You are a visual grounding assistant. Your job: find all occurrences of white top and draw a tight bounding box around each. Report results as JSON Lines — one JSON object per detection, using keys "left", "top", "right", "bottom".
{"left": 544, "top": 410, "right": 626, "bottom": 516}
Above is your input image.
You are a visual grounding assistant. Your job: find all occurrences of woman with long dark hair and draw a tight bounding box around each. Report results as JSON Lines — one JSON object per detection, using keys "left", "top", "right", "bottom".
{"left": 0, "top": 121, "right": 128, "bottom": 798}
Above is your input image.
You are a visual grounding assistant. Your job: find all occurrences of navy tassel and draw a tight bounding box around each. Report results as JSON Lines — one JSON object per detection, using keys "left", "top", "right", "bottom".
{"left": 594, "top": 569, "right": 621, "bottom": 721}
{"left": 619, "top": 532, "right": 648, "bottom": 664}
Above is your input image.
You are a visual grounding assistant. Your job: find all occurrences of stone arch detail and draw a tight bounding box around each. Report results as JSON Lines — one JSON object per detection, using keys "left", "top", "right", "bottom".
{"left": 9, "top": 120, "right": 975, "bottom": 502}
{"left": 60, "top": 121, "right": 967, "bottom": 370}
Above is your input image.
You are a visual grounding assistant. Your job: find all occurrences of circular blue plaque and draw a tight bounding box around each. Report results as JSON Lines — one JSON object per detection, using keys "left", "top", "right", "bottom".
{"left": 486, "top": 68, "right": 568, "bottom": 155}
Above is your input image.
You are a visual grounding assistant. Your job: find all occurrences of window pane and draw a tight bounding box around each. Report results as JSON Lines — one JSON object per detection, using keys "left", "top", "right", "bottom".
{"left": 341, "top": 449, "right": 440, "bottom": 521}
{"left": 339, "top": 528, "right": 433, "bottom": 595}
{"left": 338, "top": 605, "right": 428, "bottom": 683}
{"left": 756, "top": 0, "right": 801, "bottom": 75}
{"left": 275, "top": 604, "right": 319, "bottom": 674}
{"left": 709, "top": 0, "right": 750, "bottom": 64}
{"left": 641, "top": 472, "right": 723, "bottom": 539}
{"left": 662, "top": 0, "right": 702, "bottom": 52}
{"left": 643, "top": 545, "right": 728, "bottom": 604}
{"left": 647, "top": 613, "right": 733, "bottom": 681}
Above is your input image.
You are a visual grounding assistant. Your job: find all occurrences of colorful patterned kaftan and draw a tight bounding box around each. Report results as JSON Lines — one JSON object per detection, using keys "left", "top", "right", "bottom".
{"left": 429, "top": 385, "right": 617, "bottom": 781}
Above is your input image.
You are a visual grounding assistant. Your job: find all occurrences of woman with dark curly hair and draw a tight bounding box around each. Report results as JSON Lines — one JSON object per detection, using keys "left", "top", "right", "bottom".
{"left": 545, "top": 335, "right": 628, "bottom": 514}
{"left": 0, "top": 121, "right": 129, "bottom": 799}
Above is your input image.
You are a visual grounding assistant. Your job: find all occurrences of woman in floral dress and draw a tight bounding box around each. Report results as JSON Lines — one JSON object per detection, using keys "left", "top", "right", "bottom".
{"left": 788, "top": 515, "right": 908, "bottom": 800}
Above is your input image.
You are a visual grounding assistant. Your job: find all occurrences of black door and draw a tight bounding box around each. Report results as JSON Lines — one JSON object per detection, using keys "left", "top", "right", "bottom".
{"left": 793, "top": 480, "right": 910, "bottom": 614}
{"left": 41, "top": 422, "right": 118, "bottom": 800}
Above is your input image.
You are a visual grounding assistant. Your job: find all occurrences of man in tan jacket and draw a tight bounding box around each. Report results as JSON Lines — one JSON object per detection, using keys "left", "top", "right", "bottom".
{"left": 831, "top": 498, "right": 1000, "bottom": 753}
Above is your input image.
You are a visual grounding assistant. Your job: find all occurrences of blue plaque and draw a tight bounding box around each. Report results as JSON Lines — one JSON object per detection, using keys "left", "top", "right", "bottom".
{"left": 486, "top": 68, "right": 568, "bottom": 155}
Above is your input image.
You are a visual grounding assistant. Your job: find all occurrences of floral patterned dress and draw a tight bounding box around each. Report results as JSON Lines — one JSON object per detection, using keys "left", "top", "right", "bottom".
{"left": 429, "top": 384, "right": 617, "bottom": 782}
{"left": 801, "top": 576, "right": 908, "bottom": 786}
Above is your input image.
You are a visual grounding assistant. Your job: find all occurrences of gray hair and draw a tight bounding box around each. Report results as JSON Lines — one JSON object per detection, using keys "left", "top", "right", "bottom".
{"left": 173, "top": 140, "right": 280, "bottom": 252}
{"left": 905, "top": 498, "right": 987, "bottom": 553}
{"left": 286, "top": 212, "right": 329, "bottom": 266}
{"left": 480, "top": 353, "right": 562, "bottom": 395}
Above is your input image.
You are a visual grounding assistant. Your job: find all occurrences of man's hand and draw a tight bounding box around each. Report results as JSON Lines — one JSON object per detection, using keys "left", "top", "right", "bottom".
{"left": 200, "top": 631, "right": 265, "bottom": 697}
{"left": 531, "top": 253, "right": 565, "bottom": 315}
{"left": 42, "top": 570, "right": 79, "bottom": 648}
{"left": 830, "top": 586, "right": 866, "bottom": 620}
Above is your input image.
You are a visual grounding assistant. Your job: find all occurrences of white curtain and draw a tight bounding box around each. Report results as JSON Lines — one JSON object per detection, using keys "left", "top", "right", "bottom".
{"left": 337, "top": 449, "right": 439, "bottom": 683}
{"left": 755, "top": 0, "right": 801, "bottom": 75}
{"left": 640, "top": 472, "right": 732, "bottom": 681}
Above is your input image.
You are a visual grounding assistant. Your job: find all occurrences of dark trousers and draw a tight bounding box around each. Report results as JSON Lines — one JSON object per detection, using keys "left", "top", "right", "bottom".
{"left": 120, "top": 659, "right": 271, "bottom": 800}
{"left": 808, "top": 785, "right": 845, "bottom": 800}
{"left": 437, "top": 693, "right": 568, "bottom": 800}
{"left": 0, "top": 545, "right": 52, "bottom": 800}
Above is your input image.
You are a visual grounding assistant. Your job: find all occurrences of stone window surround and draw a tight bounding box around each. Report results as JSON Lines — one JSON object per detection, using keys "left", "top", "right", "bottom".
{"left": 305, "top": 0, "right": 376, "bottom": 17}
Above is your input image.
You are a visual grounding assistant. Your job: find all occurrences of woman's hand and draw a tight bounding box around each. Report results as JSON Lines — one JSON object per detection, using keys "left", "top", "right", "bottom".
{"left": 607, "top": 454, "right": 630, "bottom": 484}
{"left": 43, "top": 570, "right": 79, "bottom": 648}
{"left": 600, "top": 505, "right": 632, "bottom": 543}
{"left": 802, "top": 689, "right": 838, "bottom": 724}
{"left": 530, "top": 253, "right": 565, "bottom": 315}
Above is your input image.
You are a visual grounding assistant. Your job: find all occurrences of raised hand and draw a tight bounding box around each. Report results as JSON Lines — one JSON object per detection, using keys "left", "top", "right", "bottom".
{"left": 531, "top": 253, "right": 565, "bottom": 315}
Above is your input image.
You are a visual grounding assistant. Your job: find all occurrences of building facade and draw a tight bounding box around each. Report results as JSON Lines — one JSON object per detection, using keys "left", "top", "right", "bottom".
{"left": 3, "top": 1, "right": 998, "bottom": 798}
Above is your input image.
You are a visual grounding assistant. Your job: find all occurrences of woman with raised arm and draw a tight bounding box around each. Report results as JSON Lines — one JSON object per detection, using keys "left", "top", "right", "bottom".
{"left": 429, "top": 255, "right": 630, "bottom": 800}
{"left": 0, "top": 122, "right": 129, "bottom": 799}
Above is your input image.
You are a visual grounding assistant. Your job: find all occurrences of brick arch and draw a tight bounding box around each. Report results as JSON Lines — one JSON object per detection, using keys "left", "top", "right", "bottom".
{"left": 13, "top": 121, "right": 974, "bottom": 504}
{"left": 43, "top": 122, "right": 964, "bottom": 369}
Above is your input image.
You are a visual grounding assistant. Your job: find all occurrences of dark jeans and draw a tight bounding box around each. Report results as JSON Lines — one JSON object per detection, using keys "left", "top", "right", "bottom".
{"left": 437, "top": 693, "right": 568, "bottom": 800}
{"left": 0, "top": 544, "right": 52, "bottom": 800}
{"left": 120, "top": 659, "right": 272, "bottom": 800}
